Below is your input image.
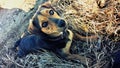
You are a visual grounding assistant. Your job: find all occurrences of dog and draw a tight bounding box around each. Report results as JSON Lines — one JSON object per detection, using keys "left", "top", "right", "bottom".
{"left": 13, "top": 1, "right": 87, "bottom": 66}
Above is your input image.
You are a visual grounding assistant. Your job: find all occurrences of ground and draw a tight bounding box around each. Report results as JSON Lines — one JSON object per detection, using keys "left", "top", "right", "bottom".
{"left": 0, "top": 0, "right": 120, "bottom": 68}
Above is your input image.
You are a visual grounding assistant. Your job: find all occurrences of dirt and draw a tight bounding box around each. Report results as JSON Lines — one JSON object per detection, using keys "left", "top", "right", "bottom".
{"left": 0, "top": 0, "right": 46, "bottom": 48}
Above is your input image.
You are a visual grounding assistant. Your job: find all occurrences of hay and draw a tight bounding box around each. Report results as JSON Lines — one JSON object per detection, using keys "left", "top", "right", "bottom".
{"left": 0, "top": 0, "right": 120, "bottom": 68}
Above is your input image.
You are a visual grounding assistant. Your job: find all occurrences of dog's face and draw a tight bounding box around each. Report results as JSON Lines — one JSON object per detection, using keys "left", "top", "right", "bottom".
{"left": 30, "top": 8, "right": 67, "bottom": 37}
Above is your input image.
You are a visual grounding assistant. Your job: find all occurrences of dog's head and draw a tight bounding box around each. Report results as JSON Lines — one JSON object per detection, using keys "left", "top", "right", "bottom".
{"left": 28, "top": 2, "right": 67, "bottom": 37}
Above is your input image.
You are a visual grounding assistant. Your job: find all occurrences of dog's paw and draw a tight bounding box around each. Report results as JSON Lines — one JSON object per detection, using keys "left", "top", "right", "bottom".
{"left": 0, "top": 0, "right": 36, "bottom": 12}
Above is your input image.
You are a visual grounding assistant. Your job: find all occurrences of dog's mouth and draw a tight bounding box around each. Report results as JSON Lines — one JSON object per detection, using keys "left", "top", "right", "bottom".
{"left": 47, "top": 31, "right": 67, "bottom": 41}
{"left": 49, "top": 31, "right": 64, "bottom": 37}
{"left": 47, "top": 26, "right": 67, "bottom": 37}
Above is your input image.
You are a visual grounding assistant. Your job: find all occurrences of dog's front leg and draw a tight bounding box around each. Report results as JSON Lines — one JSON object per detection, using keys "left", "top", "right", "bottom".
{"left": 54, "top": 29, "right": 73, "bottom": 59}
{"left": 62, "top": 29, "right": 73, "bottom": 55}
{"left": 61, "top": 30, "right": 87, "bottom": 65}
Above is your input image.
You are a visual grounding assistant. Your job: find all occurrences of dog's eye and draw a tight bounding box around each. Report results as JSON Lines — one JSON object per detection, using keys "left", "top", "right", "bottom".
{"left": 42, "top": 21, "right": 48, "bottom": 27}
{"left": 49, "top": 10, "right": 54, "bottom": 15}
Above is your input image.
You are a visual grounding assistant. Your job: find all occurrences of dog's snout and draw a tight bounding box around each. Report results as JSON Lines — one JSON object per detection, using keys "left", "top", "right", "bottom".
{"left": 49, "top": 18, "right": 66, "bottom": 27}
{"left": 58, "top": 19, "right": 66, "bottom": 27}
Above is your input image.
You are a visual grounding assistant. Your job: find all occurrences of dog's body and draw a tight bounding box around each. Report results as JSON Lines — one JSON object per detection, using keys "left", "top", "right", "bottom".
{"left": 112, "top": 50, "right": 120, "bottom": 68}
{"left": 13, "top": 1, "right": 87, "bottom": 65}
{"left": 13, "top": 1, "right": 120, "bottom": 67}
{"left": 14, "top": 30, "right": 70, "bottom": 58}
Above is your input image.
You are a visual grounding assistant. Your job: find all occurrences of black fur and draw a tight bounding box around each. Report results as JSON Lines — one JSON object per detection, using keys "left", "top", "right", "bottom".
{"left": 14, "top": 32, "right": 68, "bottom": 58}
{"left": 32, "top": 16, "right": 41, "bottom": 29}
{"left": 112, "top": 50, "right": 120, "bottom": 68}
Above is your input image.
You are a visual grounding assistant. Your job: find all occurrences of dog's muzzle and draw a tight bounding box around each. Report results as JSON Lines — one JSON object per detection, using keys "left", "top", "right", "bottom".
{"left": 49, "top": 18, "right": 66, "bottom": 27}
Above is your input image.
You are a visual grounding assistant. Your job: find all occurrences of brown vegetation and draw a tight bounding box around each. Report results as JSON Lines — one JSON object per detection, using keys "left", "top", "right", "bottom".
{"left": 0, "top": 0, "right": 120, "bottom": 68}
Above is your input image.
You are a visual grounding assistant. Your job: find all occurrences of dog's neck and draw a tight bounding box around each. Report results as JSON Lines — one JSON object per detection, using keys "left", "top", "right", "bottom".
{"left": 45, "top": 30, "right": 69, "bottom": 42}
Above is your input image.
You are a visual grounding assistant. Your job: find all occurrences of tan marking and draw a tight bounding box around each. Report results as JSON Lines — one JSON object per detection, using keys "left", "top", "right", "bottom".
{"left": 27, "top": 3, "right": 66, "bottom": 37}
{"left": 37, "top": 15, "right": 62, "bottom": 37}
{"left": 40, "top": 9, "right": 60, "bottom": 18}
{"left": 34, "top": 10, "right": 65, "bottom": 37}
{"left": 62, "top": 29, "right": 73, "bottom": 54}
{"left": 62, "top": 30, "right": 87, "bottom": 64}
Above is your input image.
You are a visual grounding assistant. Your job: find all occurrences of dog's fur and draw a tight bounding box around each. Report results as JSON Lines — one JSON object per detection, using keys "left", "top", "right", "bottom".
{"left": 13, "top": 1, "right": 87, "bottom": 65}
{"left": 112, "top": 49, "right": 120, "bottom": 68}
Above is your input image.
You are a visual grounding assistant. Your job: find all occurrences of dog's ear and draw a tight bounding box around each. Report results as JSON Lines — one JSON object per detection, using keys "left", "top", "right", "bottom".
{"left": 28, "top": 19, "right": 41, "bottom": 34}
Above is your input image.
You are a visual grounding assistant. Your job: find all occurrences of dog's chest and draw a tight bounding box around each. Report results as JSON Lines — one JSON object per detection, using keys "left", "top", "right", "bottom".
{"left": 43, "top": 38, "right": 68, "bottom": 50}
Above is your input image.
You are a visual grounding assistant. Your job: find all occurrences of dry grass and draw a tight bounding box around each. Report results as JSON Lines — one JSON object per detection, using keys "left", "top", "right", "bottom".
{"left": 52, "top": 0, "right": 120, "bottom": 67}
{"left": 0, "top": 0, "right": 120, "bottom": 68}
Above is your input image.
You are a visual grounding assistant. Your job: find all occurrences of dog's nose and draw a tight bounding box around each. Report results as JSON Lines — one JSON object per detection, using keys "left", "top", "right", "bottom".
{"left": 58, "top": 19, "right": 66, "bottom": 27}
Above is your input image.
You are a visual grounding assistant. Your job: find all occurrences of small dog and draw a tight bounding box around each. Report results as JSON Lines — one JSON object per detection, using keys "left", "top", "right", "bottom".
{"left": 13, "top": 1, "right": 87, "bottom": 65}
